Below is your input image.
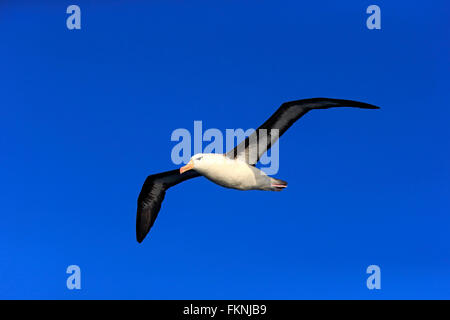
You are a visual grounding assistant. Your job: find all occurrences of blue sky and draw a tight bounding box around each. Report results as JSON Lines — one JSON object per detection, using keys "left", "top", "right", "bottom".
{"left": 0, "top": 1, "right": 449, "bottom": 299}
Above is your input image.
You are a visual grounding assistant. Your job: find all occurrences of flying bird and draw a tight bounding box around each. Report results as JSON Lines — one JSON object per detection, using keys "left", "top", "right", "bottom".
{"left": 136, "top": 98, "right": 379, "bottom": 242}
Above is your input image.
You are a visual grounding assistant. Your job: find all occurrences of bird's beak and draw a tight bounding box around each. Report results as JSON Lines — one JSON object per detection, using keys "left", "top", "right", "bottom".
{"left": 180, "top": 160, "right": 194, "bottom": 174}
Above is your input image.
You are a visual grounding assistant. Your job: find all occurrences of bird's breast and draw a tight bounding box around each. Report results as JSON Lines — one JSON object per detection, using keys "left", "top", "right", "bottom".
{"left": 198, "top": 160, "right": 266, "bottom": 190}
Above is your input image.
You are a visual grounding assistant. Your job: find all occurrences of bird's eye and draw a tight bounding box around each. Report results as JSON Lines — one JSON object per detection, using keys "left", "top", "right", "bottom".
{"left": 196, "top": 156, "right": 203, "bottom": 161}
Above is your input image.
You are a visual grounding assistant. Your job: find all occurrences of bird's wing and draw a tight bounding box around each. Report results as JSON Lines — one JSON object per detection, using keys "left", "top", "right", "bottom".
{"left": 226, "top": 98, "right": 379, "bottom": 164}
{"left": 136, "top": 169, "right": 200, "bottom": 243}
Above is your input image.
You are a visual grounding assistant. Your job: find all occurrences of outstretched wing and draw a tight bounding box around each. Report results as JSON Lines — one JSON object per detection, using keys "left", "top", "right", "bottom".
{"left": 136, "top": 169, "right": 200, "bottom": 243}
{"left": 226, "top": 98, "right": 379, "bottom": 164}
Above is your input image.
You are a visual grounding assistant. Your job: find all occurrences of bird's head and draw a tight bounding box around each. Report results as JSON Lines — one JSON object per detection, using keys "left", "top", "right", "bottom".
{"left": 180, "top": 153, "right": 204, "bottom": 174}
{"left": 179, "top": 153, "right": 224, "bottom": 174}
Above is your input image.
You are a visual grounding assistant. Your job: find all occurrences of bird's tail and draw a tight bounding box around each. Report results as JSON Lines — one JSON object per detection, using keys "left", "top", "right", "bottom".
{"left": 270, "top": 178, "right": 288, "bottom": 191}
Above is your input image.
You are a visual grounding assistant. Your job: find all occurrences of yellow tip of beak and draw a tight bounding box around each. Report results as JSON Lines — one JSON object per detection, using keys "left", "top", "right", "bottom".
{"left": 180, "top": 160, "right": 194, "bottom": 174}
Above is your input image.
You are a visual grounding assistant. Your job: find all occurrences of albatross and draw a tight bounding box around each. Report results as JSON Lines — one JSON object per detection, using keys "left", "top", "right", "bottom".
{"left": 136, "top": 98, "right": 379, "bottom": 242}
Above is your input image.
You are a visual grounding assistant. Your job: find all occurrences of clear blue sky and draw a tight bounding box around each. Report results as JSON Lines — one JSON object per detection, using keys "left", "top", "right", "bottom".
{"left": 0, "top": 1, "right": 449, "bottom": 299}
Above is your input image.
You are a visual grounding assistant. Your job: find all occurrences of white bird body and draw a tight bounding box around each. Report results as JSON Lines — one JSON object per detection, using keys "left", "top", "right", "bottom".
{"left": 181, "top": 153, "right": 286, "bottom": 191}
{"left": 187, "top": 153, "right": 280, "bottom": 191}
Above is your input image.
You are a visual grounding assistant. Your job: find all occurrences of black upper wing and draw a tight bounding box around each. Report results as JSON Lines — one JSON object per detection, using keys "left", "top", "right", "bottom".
{"left": 226, "top": 98, "right": 379, "bottom": 164}
{"left": 136, "top": 169, "right": 200, "bottom": 243}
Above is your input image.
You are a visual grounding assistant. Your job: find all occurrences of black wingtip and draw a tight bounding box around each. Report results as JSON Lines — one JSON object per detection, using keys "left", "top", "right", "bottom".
{"left": 335, "top": 98, "right": 380, "bottom": 110}
{"left": 136, "top": 205, "right": 154, "bottom": 244}
{"left": 136, "top": 226, "right": 145, "bottom": 243}
{"left": 136, "top": 217, "right": 147, "bottom": 243}
{"left": 284, "top": 98, "right": 380, "bottom": 111}
{"left": 360, "top": 103, "right": 380, "bottom": 109}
